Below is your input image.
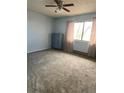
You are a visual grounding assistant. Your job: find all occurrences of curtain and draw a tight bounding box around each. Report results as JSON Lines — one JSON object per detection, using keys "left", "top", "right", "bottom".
{"left": 88, "top": 17, "right": 96, "bottom": 58}
{"left": 65, "top": 21, "right": 74, "bottom": 53}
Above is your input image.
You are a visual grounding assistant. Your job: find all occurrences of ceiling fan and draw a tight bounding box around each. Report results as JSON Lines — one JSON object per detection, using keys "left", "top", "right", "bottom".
{"left": 45, "top": 0, "right": 74, "bottom": 13}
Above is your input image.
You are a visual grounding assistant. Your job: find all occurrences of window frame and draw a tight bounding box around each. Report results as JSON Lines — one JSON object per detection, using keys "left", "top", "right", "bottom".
{"left": 74, "top": 21, "right": 93, "bottom": 41}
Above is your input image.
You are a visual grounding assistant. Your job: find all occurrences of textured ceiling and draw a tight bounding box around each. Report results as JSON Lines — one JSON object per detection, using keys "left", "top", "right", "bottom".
{"left": 27, "top": 0, "right": 96, "bottom": 17}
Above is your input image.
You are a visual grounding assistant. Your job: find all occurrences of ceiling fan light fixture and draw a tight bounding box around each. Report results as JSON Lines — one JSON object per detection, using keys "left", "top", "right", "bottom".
{"left": 45, "top": 0, "right": 74, "bottom": 13}
{"left": 55, "top": 8, "right": 62, "bottom": 13}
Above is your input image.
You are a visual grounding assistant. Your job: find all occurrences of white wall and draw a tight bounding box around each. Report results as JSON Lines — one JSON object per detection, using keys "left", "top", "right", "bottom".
{"left": 53, "top": 13, "right": 96, "bottom": 53}
{"left": 27, "top": 10, "right": 53, "bottom": 53}
{"left": 27, "top": 11, "right": 95, "bottom": 53}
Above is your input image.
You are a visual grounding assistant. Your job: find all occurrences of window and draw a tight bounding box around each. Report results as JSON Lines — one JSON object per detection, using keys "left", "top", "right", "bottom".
{"left": 74, "top": 21, "right": 93, "bottom": 41}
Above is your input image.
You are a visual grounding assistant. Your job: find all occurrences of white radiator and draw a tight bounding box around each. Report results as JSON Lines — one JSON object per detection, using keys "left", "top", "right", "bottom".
{"left": 73, "top": 40, "right": 89, "bottom": 53}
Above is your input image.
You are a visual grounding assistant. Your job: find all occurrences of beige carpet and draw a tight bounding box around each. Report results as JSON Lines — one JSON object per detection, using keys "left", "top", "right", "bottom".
{"left": 27, "top": 49, "right": 96, "bottom": 93}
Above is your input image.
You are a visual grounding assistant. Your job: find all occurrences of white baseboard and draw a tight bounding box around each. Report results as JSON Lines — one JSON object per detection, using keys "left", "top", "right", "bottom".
{"left": 27, "top": 48, "right": 51, "bottom": 54}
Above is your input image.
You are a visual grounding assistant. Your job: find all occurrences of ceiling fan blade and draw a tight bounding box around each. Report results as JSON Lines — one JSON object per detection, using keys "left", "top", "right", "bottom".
{"left": 54, "top": 0, "right": 59, "bottom": 5}
{"left": 45, "top": 5, "right": 57, "bottom": 7}
{"left": 62, "top": 7, "right": 70, "bottom": 12}
{"left": 63, "top": 3, "right": 74, "bottom": 7}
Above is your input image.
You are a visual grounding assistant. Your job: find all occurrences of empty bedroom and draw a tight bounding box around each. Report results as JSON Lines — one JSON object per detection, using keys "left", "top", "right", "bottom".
{"left": 27, "top": 0, "right": 96, "bottom": 93}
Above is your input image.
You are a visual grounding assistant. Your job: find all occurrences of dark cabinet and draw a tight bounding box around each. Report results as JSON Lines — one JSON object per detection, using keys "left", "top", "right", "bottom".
{"left": 51, "top": 33, "right": 63, "bottom": 49}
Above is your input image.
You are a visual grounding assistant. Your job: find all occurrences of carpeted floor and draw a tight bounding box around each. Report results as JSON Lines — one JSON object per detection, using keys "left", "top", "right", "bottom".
{"left": 27, "top": 49, "right": 96, "bottom": 93}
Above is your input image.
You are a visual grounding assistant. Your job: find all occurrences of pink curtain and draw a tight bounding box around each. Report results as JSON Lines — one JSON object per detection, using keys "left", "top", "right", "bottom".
{"left": 88, "top": 17, "right": 96, "bottom": 58}
{"left": 65, "top": 21, "right": 74, "bottom": 52}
